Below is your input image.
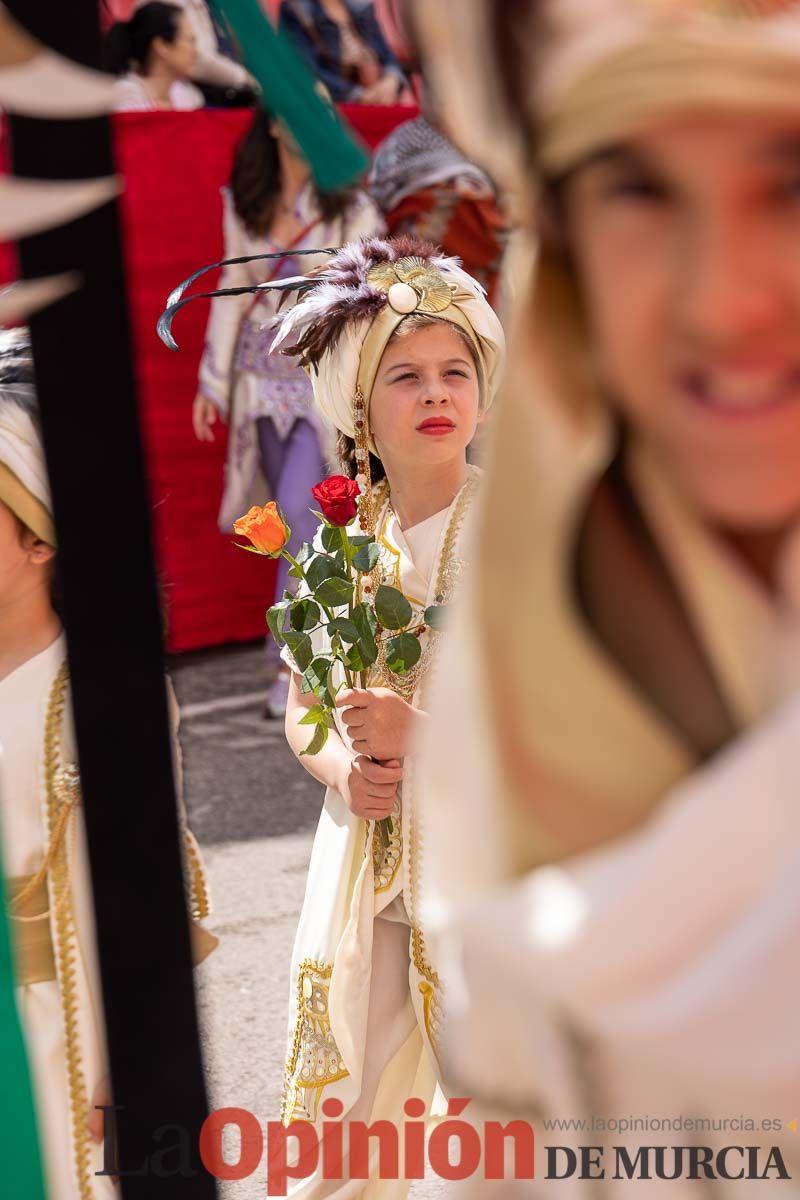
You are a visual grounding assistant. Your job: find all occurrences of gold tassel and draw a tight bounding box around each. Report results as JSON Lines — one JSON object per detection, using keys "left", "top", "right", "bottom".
{"left": 353, "top": 384, "right": 375, "bottom": 537}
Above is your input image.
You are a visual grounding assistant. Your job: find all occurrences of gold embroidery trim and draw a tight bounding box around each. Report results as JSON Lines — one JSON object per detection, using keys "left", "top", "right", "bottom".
{"left": 281, "top": 959, "right": 349, "bottom": 1126}
{"left": 44, "top": 662, "right": 93, "bottom": 1199}
{"left": 372, "top": 793, "right": 402, "bottom": 894}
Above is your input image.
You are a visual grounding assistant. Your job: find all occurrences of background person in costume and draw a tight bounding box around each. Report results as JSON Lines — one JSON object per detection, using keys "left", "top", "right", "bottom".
{"left": 412, "top": 0, "right": 800, "bottom": 1192}
{"left": 192, "top": 103, "right": 383, "bottom": 717}
{"left": 270, "top": 235, "right": 504, "bottom": 1195}
{"left": 370, "top": 117, "right": 510, "bottom": 309}
{"left": 0, "top": 329, "right": 215, "bottom": 1200}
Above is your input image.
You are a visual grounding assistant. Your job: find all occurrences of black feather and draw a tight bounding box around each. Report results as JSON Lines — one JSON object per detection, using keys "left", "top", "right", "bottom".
{"left": 165, "top": 248, "right": 338, "bottom": 310}
{"left": 157, "top": 278, "right": 319, "bottom": 352}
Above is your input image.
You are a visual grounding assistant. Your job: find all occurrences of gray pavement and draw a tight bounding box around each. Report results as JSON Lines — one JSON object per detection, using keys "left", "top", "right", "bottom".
{"left": 171, "top": 642, "right": 445, "bottom": 1199}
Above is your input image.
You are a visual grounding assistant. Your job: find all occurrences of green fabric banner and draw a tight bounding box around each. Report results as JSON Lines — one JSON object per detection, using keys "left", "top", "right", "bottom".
{"left": 0, "top": 835, "right": 47, "bottom": 1199}
{"left": 214, "top": 0, "right": 370, "bottom": 190}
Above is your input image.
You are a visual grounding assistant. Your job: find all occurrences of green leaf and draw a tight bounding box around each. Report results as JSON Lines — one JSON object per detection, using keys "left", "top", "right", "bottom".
{"left": 327, "top": 617, "right": 360, "bottom": 643}
{"left": 350, "top": 603, "right": 378, "bottom": 667}
{"left": 267, "top": 600, "right": 291, "bottom": 644}
{"left": 235, "top": 542, "right": 272, "bottom": 556}
{"left": 316, "top": 576, "right": 354, "bottom": 607}
{"left": 320, "top": 524, "right": 342, "bottom": 553}
{"left": 346, "top": 643, "right": 368, "bottom": 672}
{"left": 290, "top": 598, "right": 321, "bottom": 632}
{"left": 374, "top": 585, "right": 412, "bottom": 631}
{"left": 352, "top": 542, "right": 381, "bottom": 572}
{"left": 283, "top": 630, "right": 313, "bottom": 673}
{"left": 305, "top": 554, "right": 337, "bottom": 590}
{"left": 298, "top": 704, "right": 328, "bottom": 726}
{"left": 423, "top": 604, "right": 449, "bottom": 631}
{"left": 359, "top": 637, "right": 378, "bottom": 668}
{"left": 300, "top": 722, "right": 329, "bottom": 756}
{"left": 352, "top": 601, "right": 377, "bottom": 640}
{"left": 348, "top": 534, "right": 374, "bottom": 547}
{"left": 385, "top": 632, "right": 422, "bottom": 673}
{"left": 296, "top": 541, "right": 315, "bottom": 564}
{"left": 350, "top": 595, "right": 379, "bottom": 652}
{"left": 302, "top": 656, "right": 331, "bottom": 695}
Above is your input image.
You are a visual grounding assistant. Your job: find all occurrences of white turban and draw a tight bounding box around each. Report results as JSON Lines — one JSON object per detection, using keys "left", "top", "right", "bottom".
{"left": 0, "top": 388, "right": 54, "bottom": 546}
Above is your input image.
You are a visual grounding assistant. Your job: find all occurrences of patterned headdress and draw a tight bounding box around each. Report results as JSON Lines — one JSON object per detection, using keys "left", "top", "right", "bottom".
{"left": 159, "top": 235, "right": 505, "bottom": 535}
{"left": 0, "top": 327, "right": 54, "bottom": 547}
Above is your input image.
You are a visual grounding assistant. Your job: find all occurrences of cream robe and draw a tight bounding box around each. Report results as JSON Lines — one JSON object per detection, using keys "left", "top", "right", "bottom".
{"left": 0, "top": 637, "right": 215, "bottom": 1200}
{"left": 417, "top": 450, "right": 800, "bottom": 1198}
{"left": 0, "top": 635, "right": 115, "bottom": 1200}
{"left": 279, "top": 470, "right": 480, "bottom": 1198}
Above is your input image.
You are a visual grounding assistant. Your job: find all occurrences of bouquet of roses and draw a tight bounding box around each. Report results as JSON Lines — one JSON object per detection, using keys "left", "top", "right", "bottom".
{"left": 234, "top": 477, "right": 447, "bottom": 845}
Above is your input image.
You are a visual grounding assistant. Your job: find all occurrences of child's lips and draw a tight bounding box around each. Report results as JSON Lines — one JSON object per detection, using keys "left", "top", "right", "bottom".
{"left": 417, "top": 418, "right": 456, "bottom": 435}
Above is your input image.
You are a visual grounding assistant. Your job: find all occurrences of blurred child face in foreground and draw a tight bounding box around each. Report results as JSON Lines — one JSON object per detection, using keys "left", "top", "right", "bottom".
{"left": 0, "top": 499, "right": 53, "bottom": 609}
{"left": 562, "top": 113, "right": 800, "bottom": 532}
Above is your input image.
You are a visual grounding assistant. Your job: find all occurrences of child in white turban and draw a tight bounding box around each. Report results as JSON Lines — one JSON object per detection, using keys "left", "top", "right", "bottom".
{"left": 270, "top": 235, "right": 504, "bottom": 1196}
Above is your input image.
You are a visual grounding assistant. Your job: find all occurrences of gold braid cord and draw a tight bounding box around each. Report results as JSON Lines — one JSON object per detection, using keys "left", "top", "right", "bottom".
{"left": 280, "top": 959, "right": 349, "bottom": 1126}
{"left": 183, "top": 828, "right": 210, "bottom": 921}
{"left": 43, "top": 662, "right": 94, "bottom": 1199}
{"left": 370, "top": 470, "right": 479, "bottom": 1056}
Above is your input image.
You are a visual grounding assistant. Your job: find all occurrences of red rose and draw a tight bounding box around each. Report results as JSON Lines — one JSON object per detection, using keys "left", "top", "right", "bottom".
{"left": 311, "top": 475, "right": 361, "bottom": 527}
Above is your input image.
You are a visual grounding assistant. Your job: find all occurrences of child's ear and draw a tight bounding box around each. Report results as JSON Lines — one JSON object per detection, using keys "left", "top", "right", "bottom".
{"left": 22, "top": 530, "right": 56, "bottom": 565}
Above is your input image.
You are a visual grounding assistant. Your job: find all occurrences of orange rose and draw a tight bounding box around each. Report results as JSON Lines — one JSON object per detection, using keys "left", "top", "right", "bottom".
{"left": 233, "top": 502, "right": 291, "bottom": 556}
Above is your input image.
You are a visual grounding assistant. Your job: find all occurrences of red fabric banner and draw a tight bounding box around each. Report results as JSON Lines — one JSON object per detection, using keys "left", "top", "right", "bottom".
{"left": 115, "top": 109, "right": 261, "bottom": 653}
{"left": 2, "top": 106, "right": 414, "bottom": 650}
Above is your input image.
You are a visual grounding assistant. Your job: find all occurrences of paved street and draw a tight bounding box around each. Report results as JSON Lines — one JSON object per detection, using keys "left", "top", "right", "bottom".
{"left": 171, "top": 641, "right": 445, "bottom": 1199}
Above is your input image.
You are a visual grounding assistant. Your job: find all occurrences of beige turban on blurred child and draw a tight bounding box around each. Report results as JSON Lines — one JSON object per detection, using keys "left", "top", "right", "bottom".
{"left": 0, "top": 330, "right": 54, "bottom": 547}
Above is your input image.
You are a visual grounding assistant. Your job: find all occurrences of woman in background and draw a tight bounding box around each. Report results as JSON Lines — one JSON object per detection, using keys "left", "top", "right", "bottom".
{"left": 106, "top": 1, "right": 203, "bottom": 112}
{"left": 192, "top": 106, "right": 383, "bottom": 716}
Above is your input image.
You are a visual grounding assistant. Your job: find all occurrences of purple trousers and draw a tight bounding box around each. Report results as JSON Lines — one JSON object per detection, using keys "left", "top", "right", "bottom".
{"left": 256, "top": 416, "right": 325, "bottom": 660}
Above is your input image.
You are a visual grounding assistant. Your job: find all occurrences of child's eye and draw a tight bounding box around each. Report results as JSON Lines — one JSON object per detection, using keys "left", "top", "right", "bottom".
{"left": 393, "top": 372, "right": 417, "bottom": 382}
{"left": 604, "top": 174, "right": 669, "bottom": 203}
{"left": 445, "top": 369, "right": 468, "bottom": 378}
